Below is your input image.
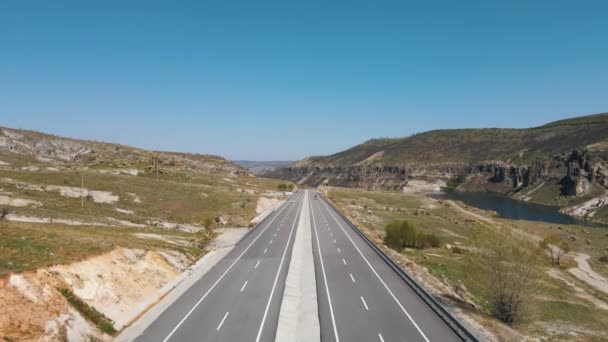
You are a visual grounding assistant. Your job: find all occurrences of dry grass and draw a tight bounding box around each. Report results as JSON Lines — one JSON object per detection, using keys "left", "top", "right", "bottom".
{"left": 328, "top": 187, "right": 608, "bottom": 340}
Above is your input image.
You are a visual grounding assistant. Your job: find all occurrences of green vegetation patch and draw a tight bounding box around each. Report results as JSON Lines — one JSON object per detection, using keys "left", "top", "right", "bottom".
{"left": 59, "top": 287, "right": 116, "bottom": 334}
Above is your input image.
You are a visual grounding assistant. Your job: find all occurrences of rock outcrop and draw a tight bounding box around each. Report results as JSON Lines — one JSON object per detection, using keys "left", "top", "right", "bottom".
{"left": 265, "top": 149, "right": 608, "bottom": 221}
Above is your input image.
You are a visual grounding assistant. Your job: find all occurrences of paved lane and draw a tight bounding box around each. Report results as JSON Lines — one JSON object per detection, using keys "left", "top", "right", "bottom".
{"left": 310, "top": 193, "right": 461, "bottom": 342}
{"left": 136, "top": 191, "right": 305, "bottom": 342}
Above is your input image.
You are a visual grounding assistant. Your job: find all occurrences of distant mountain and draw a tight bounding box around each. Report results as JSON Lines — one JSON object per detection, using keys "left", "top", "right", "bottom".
{"left": 265, "top": 112, "right": 608, "bottom": 223}
{"left": 233, "top": 160, "right": 293, "bottom": 175}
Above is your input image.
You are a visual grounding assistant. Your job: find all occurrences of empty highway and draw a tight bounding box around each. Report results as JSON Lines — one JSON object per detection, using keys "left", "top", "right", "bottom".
{"left": 137, "top": 191, "right": 305, "bottom": 342}
{"left": 135, "top": 189, "right": 467, "bottom": 342}
{"left": 310, "top": 193, "right": 460, "bottom": 342}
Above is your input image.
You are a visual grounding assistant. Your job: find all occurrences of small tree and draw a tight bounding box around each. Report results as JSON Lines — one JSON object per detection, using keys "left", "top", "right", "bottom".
{"left": 471, "top": 228, "right": 542, "bottom": 324}
{"left": 384, "top": 221, "right": 403, "bottom": 250}
{"left": 203, "top": 217, "right": 214, "bottom": 234}
{"left": 0, "top": 207, "right": 8, "bottom": 220}
{"left": 384, "top": 220, "right": 418, "bottom": 250}
{"left": 540, "top": 235, "right": 570, "bottom": 266}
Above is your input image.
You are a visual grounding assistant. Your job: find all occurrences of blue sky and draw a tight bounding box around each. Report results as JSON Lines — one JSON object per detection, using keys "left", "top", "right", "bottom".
{"left": 1, "top": 1, "right": 607, "bottom": 160}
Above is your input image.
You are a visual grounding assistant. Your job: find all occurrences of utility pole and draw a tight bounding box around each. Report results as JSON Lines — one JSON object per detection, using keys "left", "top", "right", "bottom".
{"left": 156, "top": 156, "right": 159, "bottom": 181}
{"left": 80, "top": 172, "right": 84, "bottom": 207}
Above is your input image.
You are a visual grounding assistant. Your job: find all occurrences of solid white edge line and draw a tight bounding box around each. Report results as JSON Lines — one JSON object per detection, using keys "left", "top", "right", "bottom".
{"left": 216, "top": 312, "right": 229, "bottom": 331}
{"left": 360, "top": 296, "right": 369, "bottom": 311}
{"left": 310, "top": 192, "right": 340, "bottom": 342}
{"left": 320, "top": 198, "right": 431, "bottom": 342}
{"left": 240, "top": 281, "right": 248, "bottom": 292}
{"left": 254, "top": 192, "right": 304, "bottom": 342}
{"left": 160, "top": 193, "right": 295, "bottom": 342}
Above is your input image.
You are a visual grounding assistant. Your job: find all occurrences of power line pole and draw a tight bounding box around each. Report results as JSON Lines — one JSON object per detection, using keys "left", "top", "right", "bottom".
{"left": 156, "top": 156, "right": 159, "bottom": 181}
{"left": 80, "top": 172, "right": 84, "bottom": 207}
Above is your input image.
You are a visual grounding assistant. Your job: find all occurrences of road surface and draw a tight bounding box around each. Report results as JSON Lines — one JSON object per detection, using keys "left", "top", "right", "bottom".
{"left": 310, "top": 193, "right": 461, "bottom": 342}
{"left": 136, "top": 190, "right": 465, "bottom": 342}
{"left": 137, "top": 191, "right": 305, "bottom": 342}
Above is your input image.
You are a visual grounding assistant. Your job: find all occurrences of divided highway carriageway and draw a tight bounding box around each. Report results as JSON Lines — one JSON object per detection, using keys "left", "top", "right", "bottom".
{"left": 136, "top": 190, "right": 472, "bottom": 342}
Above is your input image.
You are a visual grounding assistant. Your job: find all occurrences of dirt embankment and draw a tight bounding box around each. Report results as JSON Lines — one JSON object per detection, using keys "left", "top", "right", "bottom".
{"left": 0, "top": 272, "right": 107, "bottom": 341}
{"left": 251, "top": 196, "right": 285, "bottom": 225}
{"left": 0, "top": 247, "right": 191, "bottom": 341}
{"left": 0, "top": 225, "right": 252, "bottom": 341}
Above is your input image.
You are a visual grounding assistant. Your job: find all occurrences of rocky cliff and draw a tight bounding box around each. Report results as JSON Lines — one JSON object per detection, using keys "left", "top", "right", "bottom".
{"left": 264, "top": 113, "right": 608, "bottom": 222}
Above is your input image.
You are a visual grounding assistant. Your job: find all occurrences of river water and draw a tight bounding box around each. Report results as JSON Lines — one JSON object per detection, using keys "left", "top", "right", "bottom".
{"left": 435, "top": 191, "right": 599, "bottom": 226}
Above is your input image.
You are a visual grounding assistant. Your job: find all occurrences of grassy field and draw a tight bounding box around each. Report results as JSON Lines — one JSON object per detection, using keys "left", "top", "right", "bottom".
{"left": 0, "top": 221, "right": 210, "bottom": 276}
{"left": 0, "top": 151, "right": 290, "bottom": 275}
{"left": 327, "top": 187, "right": 608, "bottom": 341}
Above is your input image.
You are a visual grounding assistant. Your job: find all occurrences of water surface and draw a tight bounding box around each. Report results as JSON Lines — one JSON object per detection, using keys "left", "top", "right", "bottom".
{"left": 435, "top": 191, "right": 597, "bottom": 226}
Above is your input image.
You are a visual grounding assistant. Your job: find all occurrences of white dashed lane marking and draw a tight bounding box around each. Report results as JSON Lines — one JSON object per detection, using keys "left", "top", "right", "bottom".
{"left": 360, "top": 296, "right": 369, "bottom": 311}
{"left": 216, "top": 312, "right": 229, "bottom": 331}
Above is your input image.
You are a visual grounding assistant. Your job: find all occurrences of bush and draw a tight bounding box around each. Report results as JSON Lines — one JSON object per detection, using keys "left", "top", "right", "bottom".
{"left": 0, "top": 207, "right": 8, "bottom": 220}
{"left": 539, "top": 235, "right": 570, "bottom": 266}
{"left": 444, "top": 174, "right": 467, "bottom": 191}
{"left": 384, "top": 220, "right": 439, "bottom": 250}
{"left": 418, "top": 233, "right": 441, "bottom": 248}
{"left": 599, "top": 255, "right": 608, "bottom": 263}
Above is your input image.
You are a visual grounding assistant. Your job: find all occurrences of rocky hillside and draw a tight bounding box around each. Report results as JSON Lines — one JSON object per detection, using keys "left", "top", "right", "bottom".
{"left": 0, "top": 126, "right": 249, "bottom": 176}
{"left": 265, "top": 113, "right": 608, "bottom": 222}
{"left": 0, "top": 125, "right": 290, "bottom": 340}
{"left": 233, "top": 160, "right": 292, "bottom": 175}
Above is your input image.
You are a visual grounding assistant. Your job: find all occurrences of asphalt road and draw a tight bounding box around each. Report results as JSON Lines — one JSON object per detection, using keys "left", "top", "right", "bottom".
{"left": 136, "top": 190, "right": 466, "bottom": 342}
{"left": 310, "top": 193, "right": 461, "bottom": 342}
{"left": 136, "top": 191, "right": 305, "bottom": 342}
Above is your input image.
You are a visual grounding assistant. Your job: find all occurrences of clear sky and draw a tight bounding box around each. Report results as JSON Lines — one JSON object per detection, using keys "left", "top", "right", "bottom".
{"left": 1, "top": 1, "right": 607, "bottom": 160}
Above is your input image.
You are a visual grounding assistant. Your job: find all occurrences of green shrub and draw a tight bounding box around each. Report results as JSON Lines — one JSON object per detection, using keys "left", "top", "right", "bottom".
{"left": 384, "top": 220, "right": 441, "bottom": 250}
{"left": 444, "top": 174, "right": 467, "bottom": 192}
{"left": 59, "top": 288, "right": 116, "bottom": 335}
{"left": 418, "top": 233, "right": 441, "bottom": 248}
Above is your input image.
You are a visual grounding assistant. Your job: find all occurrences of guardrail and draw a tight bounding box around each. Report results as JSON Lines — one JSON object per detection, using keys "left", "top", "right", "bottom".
{"left": 319, "top": 194, "right": 479, "bottom": 342}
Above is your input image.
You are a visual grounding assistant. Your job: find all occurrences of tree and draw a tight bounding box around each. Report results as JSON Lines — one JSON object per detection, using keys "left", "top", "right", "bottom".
{"left": 540, "top": 235, "right": 570, "bottom": 266}
{"left": 471, "top": 228, "right": 542, "bottom": 324}
{"left": 203, "top": 217, "right": 214, "bottom": 234}
{"left": 384, "top": 221, "right": 403, "bottom": 250}
{"left": 384, "top": 220, "right": 418, "bottom": 250}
